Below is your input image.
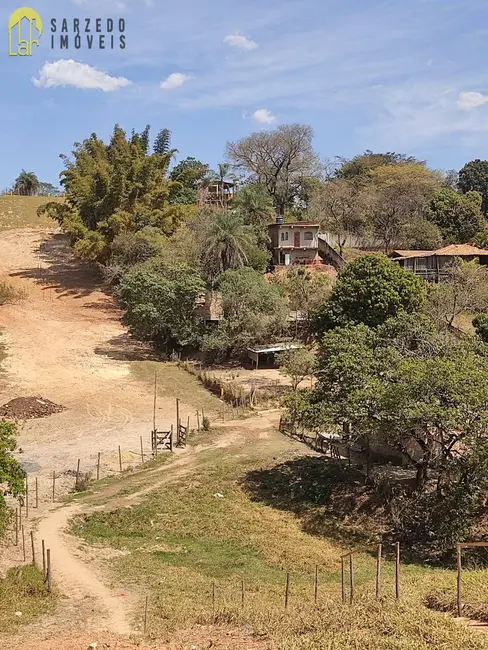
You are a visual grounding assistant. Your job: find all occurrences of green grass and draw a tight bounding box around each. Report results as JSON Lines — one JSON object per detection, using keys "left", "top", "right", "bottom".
{"left": 0, "top": 196, "right": 61, "bottom": 230}
{"left": 130, "top": 360, "right": 222, "bottom": 416}
{"left": 0, "top": 565, "right": 55, "bottom": 633}
{"left": 69, "top": 431, "right": 488, "bottom": 648}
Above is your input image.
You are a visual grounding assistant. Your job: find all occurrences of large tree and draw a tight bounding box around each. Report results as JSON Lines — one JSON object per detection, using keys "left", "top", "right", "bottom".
{"left": 314, "top": 254, "right": 425, "bottom": 334}
{"left": 226, "top": 124, "right": 321, "bottom": 216}
{"left": 336, "top": 151, "right": 423, "bottom": 180}
{"left": 13, "top": 170, "right": 40, "bottom": 196}
{"left": 203, "top": 210, "right": 255, "bottom": 278}
{"left": 458, "top": 159, "right": 488, "bottom": 216}
{"left": 428, "top": 187, "right": 484, "bottom": 243}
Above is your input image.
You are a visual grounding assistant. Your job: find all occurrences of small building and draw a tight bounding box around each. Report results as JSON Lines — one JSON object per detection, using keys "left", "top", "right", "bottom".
{"left": 247, "top": 342, "right": 302, "bottom": 369}
{"left": 390, "top": 244, "right": 488, "bottom": 281}
{"left": 195, "top": 291, "right": 223, "bottom": 325}
{"left": 268, "top": 218, "right": 321, "bottom": 267}
{"left": 198, "top": 181, "right": 236, "bottom": 207}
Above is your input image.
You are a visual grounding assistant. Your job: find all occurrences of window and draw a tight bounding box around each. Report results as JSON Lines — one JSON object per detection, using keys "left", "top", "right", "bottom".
{"left": 304, "top": 231, "right": 313, "bottom": 241}
{"left": 280, "top": 231, "right": 289, "bottom": 242}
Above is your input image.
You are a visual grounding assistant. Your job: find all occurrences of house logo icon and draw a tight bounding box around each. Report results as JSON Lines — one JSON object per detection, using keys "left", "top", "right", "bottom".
{"left": 8, "top": 7, "right": 43, "bottom": 56}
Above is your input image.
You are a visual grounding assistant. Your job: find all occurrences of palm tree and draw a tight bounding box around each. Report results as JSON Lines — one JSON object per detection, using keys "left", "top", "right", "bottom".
{"left": 233, "top": 183, "right": 274, "bottom": 227}
{"left": 204, "top": 210, "right": 254, "bottom": 276}
{"left": 13, "top": 170, "right": 40, "bottom": 196}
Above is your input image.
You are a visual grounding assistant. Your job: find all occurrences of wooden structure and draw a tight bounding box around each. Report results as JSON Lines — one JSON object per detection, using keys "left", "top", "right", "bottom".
{"left": 176, "top": 417, "right": 189, "bottom": 447}
{"left": 247, "top": 342, "right": 302, "bottom": 369}
{"left": 198, "top": 180, "right": 236, "bottom": 207}
{"left": 390, "top": 244, "right": 488, "bottom": 282}
{"left": 456, "top": 541, "right": 488, "bottom": 617}
{"left": 151, "top": 429, "right": 173, "bottom": 454}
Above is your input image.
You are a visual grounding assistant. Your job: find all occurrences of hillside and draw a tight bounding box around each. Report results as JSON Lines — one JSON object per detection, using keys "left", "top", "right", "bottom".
{"left": 0, "top": 195, "right": 62, "bottom": 230}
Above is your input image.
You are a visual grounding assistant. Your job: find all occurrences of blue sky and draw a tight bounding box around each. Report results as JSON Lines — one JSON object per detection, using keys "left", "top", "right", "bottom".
{"left": 3, "top": 0, "right": 488, "bottom": 189}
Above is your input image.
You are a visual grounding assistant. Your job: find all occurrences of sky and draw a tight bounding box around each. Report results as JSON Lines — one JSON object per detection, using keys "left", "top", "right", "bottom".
{"left": 3, "top": 0, "right": 488, "bottom": 189}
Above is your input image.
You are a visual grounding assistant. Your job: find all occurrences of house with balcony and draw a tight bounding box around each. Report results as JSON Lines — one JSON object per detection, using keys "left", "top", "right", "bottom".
{"left": 389, "top": 244, "right": 488, "bottom": 281}
{"left": 268, "top": 218, "right": 346, "bottom": 270}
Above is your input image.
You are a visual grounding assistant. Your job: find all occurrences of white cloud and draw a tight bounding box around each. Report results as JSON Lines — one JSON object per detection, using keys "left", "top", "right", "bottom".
{"left": 224, "top": 33, "right": 258, "bottom": 50}
{"left": 252, "top": 108, "right": 276, "bottom": 124}
{"left": 32, "top": 60, "right": 131, "bottom": 92}
{"left": 160, "top": 72, "right": 191, "bottom": 90}
{"left": 457, "top": 91, "right": 488, "bottom": 111}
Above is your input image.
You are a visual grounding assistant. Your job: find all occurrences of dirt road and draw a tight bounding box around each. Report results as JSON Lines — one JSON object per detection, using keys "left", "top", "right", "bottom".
{"left": 0, "top": 228, "right": 217, "bottom": 487}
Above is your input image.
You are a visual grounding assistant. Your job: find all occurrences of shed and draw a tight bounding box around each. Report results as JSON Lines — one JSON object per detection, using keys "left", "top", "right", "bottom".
{"left": 247, "top": 342, "right": 302, "bottom": 369}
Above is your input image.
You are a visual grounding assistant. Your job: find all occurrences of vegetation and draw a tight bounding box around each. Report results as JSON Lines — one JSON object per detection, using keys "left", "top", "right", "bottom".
{"left": 0, "top": 566, "right": 54, "bottom": 633}
{"left": 0, "top": 422, "right": 25, "bottom": 535}
{"left": 277, "top": 347, "right": 316, "bottom": 390}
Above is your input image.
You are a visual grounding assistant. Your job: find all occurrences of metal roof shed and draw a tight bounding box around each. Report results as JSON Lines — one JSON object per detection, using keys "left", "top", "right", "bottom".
{"left": 247, "top": 342, "right": 302, "bottom": 369}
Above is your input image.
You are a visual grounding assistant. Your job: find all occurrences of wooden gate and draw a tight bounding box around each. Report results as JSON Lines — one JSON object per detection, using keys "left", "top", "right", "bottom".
{"left": 152, "top": 428, "right": 173, "bottom": 454}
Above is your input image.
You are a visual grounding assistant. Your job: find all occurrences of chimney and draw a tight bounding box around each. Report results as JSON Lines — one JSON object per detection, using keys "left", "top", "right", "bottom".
{"left": 276, "top": 216, "right": 284, "bottom": 224}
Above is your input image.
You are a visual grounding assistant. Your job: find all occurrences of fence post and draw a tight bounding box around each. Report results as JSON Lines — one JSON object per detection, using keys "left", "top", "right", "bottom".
{"left": 46, "top": 549, "right": 52, "bottom": 592}
{"left": 395, "top": 542, "right": 400, "bottom": 600}
{"left": 118, "top": 446, "right": 122, "bottom": 473}
{"left": 457, "top": 544, "right": 462, "bottom": 617}
{"left": 35, "top": 477, "right": 39, "bottom": 509}
{"left": 170, "top": 425, "right": 174, "bottom": 453}
{"left": 212, "top": 581, "right": 215, "bottom": 612}
{"left": 196, "top": 411, "right": 200, "bottom": 431}
{"left": 52, "top": 471, "right": 56, "bottom": 502}
{"left": 176, "top": 398, "right": 180, "bottom": 436}
{"left": 97, "top": 452, "right": 101, "bottom": 481}
{"left": 30, "top": 530, "right": 36, "bottom": 566}
{"left": 25, "top": 475, "right": 29, "bottom": 518}
{"left": 376, "top": 544, "right": 382, "bottom": 600}
{"left": 22, "top": 525, "right": 26, "bottom": 562}
{"left": 284, "top": 572, "right": 290, "bottom": 610}
{"left": 140, "top": 436, "right": 144, "bottom": 464}
{"left": 75, "top": 459, "right": 80, "bottom": 490}
{"left": 42, "top": 539, "right": 46, "bottom": 577}
{"left": 349, "top": 555, "right": 354, "bottom": 605}
{"left": 15, "top": 508, "right": 19, "bottom": 546}
{"left": 314, "top": 564, "right": 318, "bottom": 604}
{"left": 341, "top": 557, "right": 345, "bottom": 604}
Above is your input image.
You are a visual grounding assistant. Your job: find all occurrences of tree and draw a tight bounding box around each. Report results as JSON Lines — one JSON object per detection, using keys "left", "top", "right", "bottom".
{"left": 428, "top": 187, "right": 484, "bottom": 243}
{"left": 310, "top": 178, "right": 367, "bottom": 254}
{"left": 202, "top": 267, "right": 287, "bottom": 358}
{"left": 314, "top": 255, "right": 425, "bottom": 334}
{"left": 226, "top": 124, "right": 321, "bottom": 216}
{"left": 473, "top": 314, "right": 488, "bottom": 342}
{"left": 336, "top": 151, "right": 424, "bottom": 180}
{"left": 38, "top": 182, "right": 62, "bottom": 197}
{"left": 427, "top": 258, "right": 488, "bottom": 328}
{"left": 458, "top": 159, "right": 488, "bottom": 216}
{"left": 169, "top": 157, "right": 211, "bottom": 204}
{"left": 153, "top": 128, "right": 172, "bottom": 155}
{"left": 119, "top": 260, "right": 205, "bottom": 348}
{"left": 233, "top": 183, "right": 274, "bottom": 228}
{"left": 367, "top": 163, "right": 442, "bottom": 252}
{"left": 203, "top": 210, "right": 255, "bottom": 278}
{"left": 277, "top": 347, "right": 316, "bottom": 390}
{"left": 13, "top": 170, "right": 40, "bottom": 196}
{"left": 0, "top": 421, "right": 26, "bottom": 535}
{"left": 400, "top": 216, "right": 442, "bottom": 250}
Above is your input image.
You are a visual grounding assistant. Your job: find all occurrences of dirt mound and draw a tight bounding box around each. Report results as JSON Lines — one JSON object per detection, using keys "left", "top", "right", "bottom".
{"left": 0, "top": 396, "right": 65, "bottom": 420}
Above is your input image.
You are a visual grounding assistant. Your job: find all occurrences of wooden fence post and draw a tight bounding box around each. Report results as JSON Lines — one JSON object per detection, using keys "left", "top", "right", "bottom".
{"left": 395, "top": 542, "right": 400, "bottom": 600}
{"left": 42, "top": 539, "right": 46, "bottom": 578}
{"left": 170, "top": 425, "right": 174, "bottom": 453}
{"left": 349, "top": 555, "right": 354, "bottom": 605}
{"left": 22, "top": 525, "right": 26, "bottom": 562}
{"left": 197, "top": 411, "right": 200, "bottom": 431}
{"left": 176, "top": 398, "right": 180, "bottom": 436}
{"left": 46, "top": 549, "right": 52, "bottom": 592}
{"left": 314, "top": 564, "right": 318, "bottom": 604}
{"left": 341, "top": 557, "right": 345, "bottom": 604}
{"left": 284, "top": 572, "right": 290, "bottom": 610}
{"left": 30, "top": 530, "right": 36, "bottom": 566}
{"left": 75, "top": 459, "right": 80, "bottom": 489}
{"left": 25, "top": 475, "right": 29, "bottom": 518}
{"left": 140, "top": 436, "right": 144, "bottom": 464}
{"left": 457, "top": 544, "right": 462, "bottom": 617}
{"left": 97, "top": 453, "right": 101, "bottom": 481}
{"left": 52, "top": 471, "right": 56, "bottom": 502}
{"left": 35, "top": 477, "right": 38, "bottom": 509}
{"left": 118, "top": 446, "right": 122, "bottom": 472}
{"left": 376, "top": 544, "right": 382, "bottom": 600}
{"left": 15, "top": 508, "right": 18, "bottom": 546}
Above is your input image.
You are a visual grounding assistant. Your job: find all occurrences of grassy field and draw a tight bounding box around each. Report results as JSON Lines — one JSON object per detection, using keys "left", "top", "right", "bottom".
{"left": 0, "top": 196, "right": 61, "bottom": 230}
{"left": 0, "top": 566, "right": 54, "bottom": 634}
{"left": 69, "top": 426, "right": 488, "bottom": 649}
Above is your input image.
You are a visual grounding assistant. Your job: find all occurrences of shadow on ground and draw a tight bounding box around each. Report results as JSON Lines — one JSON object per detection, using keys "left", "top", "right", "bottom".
{"left": 242, "top": 456, "right": 382, "bottom": 547}
{"left": 94, "top": 333, "right": 159, "bottom": 362}
{"left": 11, "top": 232, "right": 102, "bottom": 298}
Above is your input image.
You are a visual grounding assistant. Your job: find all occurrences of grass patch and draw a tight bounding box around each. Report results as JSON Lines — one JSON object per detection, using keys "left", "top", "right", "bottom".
{"left": 130, "top": 360, "right": 221, "bottom": 415}
{"left": 68, "top": 433, "right": 488, "bottom": 647}
{"left": 0, "top": 565, "right": 55, "bottom": 633}
{"left": 0, "top": 196, "right": 62, "bottom": 230}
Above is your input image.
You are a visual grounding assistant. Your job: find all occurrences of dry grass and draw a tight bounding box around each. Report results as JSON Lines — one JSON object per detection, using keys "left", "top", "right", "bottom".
{"left": 0, "top": 196, "right": 62, "bottom": 231}
{"left": 69, "top": 430, "right": 488, "bottom": 648}
{"left": 453, "top": 311, "right": 476, "bottom": 335}
{"left": 0, "top": 565, "right": 54, "bottom": 633}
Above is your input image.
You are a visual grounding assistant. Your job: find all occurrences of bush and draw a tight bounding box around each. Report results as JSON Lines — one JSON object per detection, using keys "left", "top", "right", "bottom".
{"left": 202, "top": 416, "right": 210, "bottom": 431}
{"left": 0, "top": 281, "right": 26, "bottom": 305}
{"left": 473, "top": 314, "right": 488, "bottom": 342}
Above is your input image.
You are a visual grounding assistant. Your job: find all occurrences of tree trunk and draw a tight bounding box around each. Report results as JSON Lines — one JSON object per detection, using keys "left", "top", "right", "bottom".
{"left": 415, "top": 463, "right": 428, "bottom": 492}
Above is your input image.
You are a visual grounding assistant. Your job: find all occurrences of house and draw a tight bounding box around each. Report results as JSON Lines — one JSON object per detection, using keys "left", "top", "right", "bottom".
{"left": 390, "top": 244, "right": 488, "bottom": 281}
{"left": 268, "top": 218, "right": 322, "bottom": 267}
{"left": 247, "top": 342, "right": 302, "bottom": 369}
{"left": 195, "top": 291, "right": 223, "bottom": 325}
{"left": 198, "top": 181, "right": 236, "bottom": 207}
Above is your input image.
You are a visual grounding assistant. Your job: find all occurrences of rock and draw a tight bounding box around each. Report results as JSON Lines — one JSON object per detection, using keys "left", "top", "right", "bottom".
{"left": 14, "top": 611, "right": 22, "bottom": 617}
{"left": 88, "top": 643, "right": 97, "bottom": 650}
{"left": 213, "top": 493, "right": 224, "bottom": 498}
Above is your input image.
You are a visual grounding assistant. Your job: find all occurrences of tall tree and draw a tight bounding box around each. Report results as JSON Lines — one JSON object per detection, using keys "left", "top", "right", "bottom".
{"left": 428, "top": 187, "right": 484, "bottom": 243}
{"left": 458, "top": 159, "right": 488, "bottom": 217}
{"left": 203, "top": 210, "right": 254, "bottom": 277}
{"left": 153, "top": 128, "right": 172, "bottom": 155}
{"left": 13, "top": 170, "right": 40, "bottom": 196}
{"left": 336, "top": 151, "right": 423, "bottom": 180}
{"left": 226, "top": 124, "right": 321, "bottom": 216}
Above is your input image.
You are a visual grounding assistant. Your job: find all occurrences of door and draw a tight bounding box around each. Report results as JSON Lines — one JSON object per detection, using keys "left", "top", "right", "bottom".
{"left": 294, "top": 230, "right": 300, "bottom": 247}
